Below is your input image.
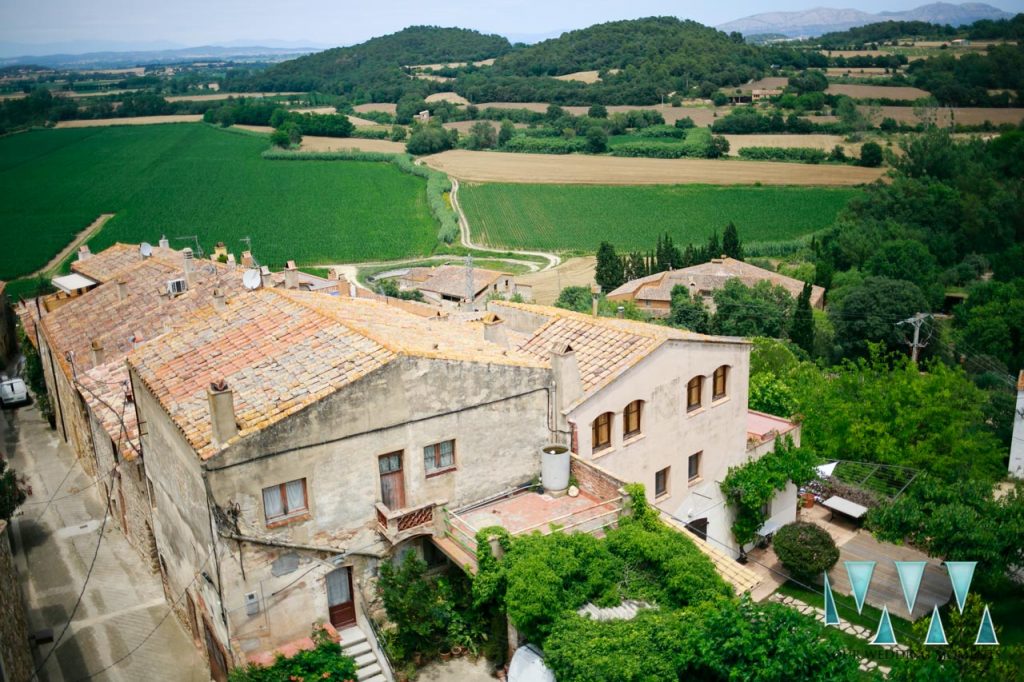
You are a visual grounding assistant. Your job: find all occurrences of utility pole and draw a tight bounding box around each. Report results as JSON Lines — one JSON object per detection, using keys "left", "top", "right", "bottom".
{"left": 897, "top": 312, "right": 931, "bottom": 363}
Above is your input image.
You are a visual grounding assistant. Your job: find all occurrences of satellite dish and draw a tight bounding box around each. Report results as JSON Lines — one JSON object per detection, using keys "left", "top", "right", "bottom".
{"left": 140, "top": 242, "right": 153, "bottom": 258}
{"left": 242, "top": 269, "right": 262, "bottom": 290}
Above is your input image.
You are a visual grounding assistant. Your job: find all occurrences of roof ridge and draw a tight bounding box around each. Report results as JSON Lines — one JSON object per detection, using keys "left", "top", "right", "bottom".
{"left": 269, "top": 288, "right": 404, "bottom": 356}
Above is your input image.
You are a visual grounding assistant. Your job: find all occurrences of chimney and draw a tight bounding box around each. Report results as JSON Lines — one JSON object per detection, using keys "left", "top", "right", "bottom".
{"left": 182, "top": 247, "right": 195, "bottom": 283}
{"left": 212, "top": 288, "right": 227, "bottom": 312}
{"left": 483, "top": 314, "right": 508, "bottom": 348}
{"left": 590, "top": 283, "right": 601, "bottom": 317}
{"left": 349, "top": 282, "right": 358, "bottom": 298}
{"left": 241, "top": 251, "right": 254, "bottom": 268}
{"left": 90, "top": 339, "right": 105, "bottom": 366}
{"left": 1011, "top": 370, "right": 1024, "bottom": 479}
{"left": 158, "top": 235, "right": 170, "bottom": 249}
{"left": 329, "top": 268, "right": 340, "bottom": 281}
{"left": 113, "top": 278, "right": 128, "bottom": 302}
{"left": 213, "top": 242, "right": 228, "bottom": 260}
{"left": 77, "top": 245, "right": 91, "bottom": 261}
{"left": 616, "top": 305, "right": 625, "bottom": 319}
{"left": 260, "top": 265, "right": 273, "bottom": 289}
{"left": 226, "top": 253, "right": 236, "bottom": 269}
{"left": 551, "top": 342, "right": 584, "bottom": 431}
{"left": 284, "top": 260, "right": 299, "bottom": 290}
{"left": 208, "top": 378, "right": 238, "bottom": 447}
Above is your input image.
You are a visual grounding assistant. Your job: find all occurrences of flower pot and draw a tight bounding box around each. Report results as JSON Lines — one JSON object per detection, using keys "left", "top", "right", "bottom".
{"left": 440, "top": 650, "right": 452, "bottom": 662}
{"left": 452, "top": 645, "right": 465, "bottom": 657}
{"left": 412, "top": 652, "right": 424, "bottom": 666}
{"left": 802, "top": 492, "right": 815, "bottom": 509}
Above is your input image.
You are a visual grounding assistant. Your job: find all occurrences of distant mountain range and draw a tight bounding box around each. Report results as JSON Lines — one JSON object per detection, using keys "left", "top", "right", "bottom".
{"left": 718, "top": 2, "right": 1014, "bottom": 37}
{"left": 0, "top": 44, "right": 322, "bottom": 69}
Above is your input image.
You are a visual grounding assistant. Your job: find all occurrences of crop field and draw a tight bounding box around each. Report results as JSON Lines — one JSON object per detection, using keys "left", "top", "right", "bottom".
{"left": 0, "top": 124, "right": 438, "bottom": 280}
{"left": 424, "top": 149, "right": 885, "bottom": 185}
{"left": 825, "top": 84, "right": 931, "bottom": 100}
{"left": 866, "top": 106, "right": 1024, "bottom": 126}
{"left": 460, "top": 183, "right": 858, "bottom": 252}
{"left": 722, "top": 134, "right": 859, "bottom": 156}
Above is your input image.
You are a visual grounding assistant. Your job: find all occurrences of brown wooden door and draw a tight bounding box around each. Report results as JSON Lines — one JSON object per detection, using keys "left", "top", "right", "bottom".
{"left": 379, "top": 451, "right": 405, "bottom": 509}
{"left": 327, "top": 567, "right": 356, "bottom": 629}
{"left": 685, "top": 517, "right": 708, "bottom": 541}
{"left": 203, "top": 618, "right": 229, "bottom": 682}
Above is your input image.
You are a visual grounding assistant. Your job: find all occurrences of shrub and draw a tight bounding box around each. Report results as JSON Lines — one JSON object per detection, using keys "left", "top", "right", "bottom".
{"left": 503, "top": 136, "right": 586, "bottom": 154}
{"left": 738, "top": 147, "right": 828, "bottom": 164}
{"left": 773, "top": 521, "right": 839, "bottom": 583}
{"left": 859, "top": 141, "right": 883, "bottom": 167}
{"left": 228, "top": 625, "right": 357, "bottom": 681}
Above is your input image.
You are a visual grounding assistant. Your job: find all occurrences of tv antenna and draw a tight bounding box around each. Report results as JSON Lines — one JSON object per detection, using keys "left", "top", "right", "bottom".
{"left": 175, "top": 235, "right": 204, "bottom": 259}
{"left": 242, "top": 269, "right": 262, "bottom": 290}
{"left": 139, "top": 242, "right": 153, "bottom": 258}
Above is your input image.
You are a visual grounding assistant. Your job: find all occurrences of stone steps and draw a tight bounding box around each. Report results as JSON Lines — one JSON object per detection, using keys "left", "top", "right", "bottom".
{"left": 339, "top": 625, "right": 389, "bottom": 682}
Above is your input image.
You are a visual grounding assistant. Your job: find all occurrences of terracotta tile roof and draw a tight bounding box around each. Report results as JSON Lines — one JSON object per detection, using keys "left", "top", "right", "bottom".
{"left": 418, "top": 265, "right": 506, "bottom": 300}
{"left": 16, "top": 300, "right": 41, "bottom": 349}
{"left": 78, "top": 363, "right": 141, "bottom": 461}
{"left": 492, "top": 302, "right": 744, "bottom": 400}
{"left": 70, "top": 242, "right": 179, "bottom": 283}
{"left": 41, "top": 255, "right": 248, "bottom": 382}
{"left": 747, "top": 409, "right": 798, "bottom": 447}
{"left": 608, "top": 257, "right": 825, "bottom": 308}
{"left": 129, "top": 289, "right": 544, "bottom": 459}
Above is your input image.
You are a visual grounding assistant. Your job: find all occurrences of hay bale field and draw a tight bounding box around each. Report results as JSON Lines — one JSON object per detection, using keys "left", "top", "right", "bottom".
{"left": 423, "top": 149, "right": 885, "bottom": 186}
{"left": 354, "top": 102, "right": 398, "bottom": 115}
{"left": 425, "top": 92, "right": 470, "bottom": 105}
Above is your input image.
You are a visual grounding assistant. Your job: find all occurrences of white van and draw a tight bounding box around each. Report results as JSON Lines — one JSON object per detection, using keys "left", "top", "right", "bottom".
{"left": 0, "top": 376, "right": 28, "bottom": 407}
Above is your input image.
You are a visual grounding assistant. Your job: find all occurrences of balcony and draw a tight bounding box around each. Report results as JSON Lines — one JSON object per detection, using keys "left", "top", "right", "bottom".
{"left": 375, "top": 499, "right": 445, "bottom": 545}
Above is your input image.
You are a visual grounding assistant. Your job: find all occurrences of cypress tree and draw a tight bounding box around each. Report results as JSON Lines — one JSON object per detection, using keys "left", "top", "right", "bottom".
{"left": 722, "top": 222, "right": 744, "bottom": 260}
{"left": 704, "top": 231, "right": 721, "bottom": 262}
{"left": 595, "top": 241, "right": 625, "bottom": 292}
{"left": 790, "top": 282, "right": 815, "bottom": 354}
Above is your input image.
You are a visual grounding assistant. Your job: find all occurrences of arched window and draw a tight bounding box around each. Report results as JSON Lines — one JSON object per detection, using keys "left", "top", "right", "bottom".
{"left": 592, "top": 412, "right": 613, "bottom": 451}
{"left": 624, "top": 400, "right": 643, "bottom": 437}
{"left": 713, "top": 365, "right": 729, "bottom": 400}
{"left": 686, "top": 376, "right": 703, "bottom": 412}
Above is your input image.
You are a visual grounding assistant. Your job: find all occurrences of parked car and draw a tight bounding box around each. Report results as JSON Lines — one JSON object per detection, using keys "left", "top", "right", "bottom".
{"left": 0, "top": 376, "right": 29, "bottom": 407}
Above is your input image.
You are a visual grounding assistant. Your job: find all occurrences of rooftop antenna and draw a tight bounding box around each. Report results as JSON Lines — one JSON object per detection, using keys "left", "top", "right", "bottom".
{"left": 175, "top": 235, "right": 204, "bottom": 259}
{"left": 139, "top": 242, "right": 153, "bottom": 259}
{"left": 242, "top": 269, "right": 262, "bottom": 291}
{"left": 240, "top": 236, "right": 259, "bottom": 267}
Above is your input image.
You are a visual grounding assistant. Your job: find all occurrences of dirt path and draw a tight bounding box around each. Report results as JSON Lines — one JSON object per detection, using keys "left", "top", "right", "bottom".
{"left": 33, "top": 213, "right": 115, "bottom": 277}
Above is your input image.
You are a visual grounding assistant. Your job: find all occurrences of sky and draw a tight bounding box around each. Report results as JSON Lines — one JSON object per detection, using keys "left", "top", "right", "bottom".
{"left": 1, "top": 0, "right": 1022, "bottom": 53}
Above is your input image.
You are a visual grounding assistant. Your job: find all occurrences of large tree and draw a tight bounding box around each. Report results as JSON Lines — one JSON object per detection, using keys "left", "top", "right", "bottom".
{"left": 595, "top": 242, "right": 625, "bottom": 292}
{"left": 669, "top": 285, "right": 710, "bottom": 333}
{"left": 829, "top": 276, "right": 929, "bottom": 359}
{"left": 789, "top": 282, "right": 815, "bottom": 354}
{"left": 711, "top": 280, "right": 793, "bottom": 339}
{"left": 721, "top": 222, "right": 743, "bottom": 260}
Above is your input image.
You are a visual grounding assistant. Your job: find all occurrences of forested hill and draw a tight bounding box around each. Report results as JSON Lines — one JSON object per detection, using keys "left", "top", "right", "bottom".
{"left": 813, "top": 14, "right": 1024, "bottom": 48}
{"left": 241, "top": 26, "right": 511, "bottom": 101}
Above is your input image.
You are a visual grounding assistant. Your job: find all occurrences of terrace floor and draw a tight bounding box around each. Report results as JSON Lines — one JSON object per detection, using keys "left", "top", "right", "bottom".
{"left": 457, "top": 488, "right": 620, "bottom": 537}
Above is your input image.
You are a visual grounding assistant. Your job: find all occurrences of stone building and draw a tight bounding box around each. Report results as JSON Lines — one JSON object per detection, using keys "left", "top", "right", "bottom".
{"left": 490, "top": 301, "right": 800, "bottom": 555}
{"left": 0, "top": 520, "right": 33, "bottom": 682}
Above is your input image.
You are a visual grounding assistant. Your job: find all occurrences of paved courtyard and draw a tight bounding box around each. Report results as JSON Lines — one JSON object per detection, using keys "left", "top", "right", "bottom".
{"left": 3, "top": 403, "right": 207, "bottom": 681}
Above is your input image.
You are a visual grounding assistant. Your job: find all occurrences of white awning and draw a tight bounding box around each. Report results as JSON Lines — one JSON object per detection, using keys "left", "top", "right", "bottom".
{"left": 52, "top": 273, "right": 98, "bottom": 293}
{"left": 817, "top": 461, "right": 838, "bottom": 479}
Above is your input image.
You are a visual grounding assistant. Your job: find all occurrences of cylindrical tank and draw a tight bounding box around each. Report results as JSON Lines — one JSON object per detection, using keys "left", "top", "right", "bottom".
{"left": 541, "top": 445, "right": 570, "bottom": 493}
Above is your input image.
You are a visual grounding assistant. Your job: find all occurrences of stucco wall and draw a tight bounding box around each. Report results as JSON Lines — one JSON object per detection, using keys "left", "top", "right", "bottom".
{"left": 567, "top": 338, "right": 752, "bottom": 553}
{"left": 87, "top": 408, "right": 158, "bottom": 570}
{"left": 0, "top": 521, "right": 33, "bottom": 682}
{"left": 38, "top": 331, "right": 96, "bottom": 476}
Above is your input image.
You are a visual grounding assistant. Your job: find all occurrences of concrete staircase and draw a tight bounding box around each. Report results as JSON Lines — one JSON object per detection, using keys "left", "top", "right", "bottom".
{"left": 339, "top": 626, "right": 389, "bottom": 682}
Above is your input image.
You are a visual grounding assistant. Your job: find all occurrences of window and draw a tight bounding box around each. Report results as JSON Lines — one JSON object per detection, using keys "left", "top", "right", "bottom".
{"left": 655, "top": 467, "right": 670, "bottom": 498}
{"left": 623, "top": 400, "right": 643, "bottom": 438}
{"left": 687, "top": 376, "right": 703, "bottom": 412}
{"left": 713, "top": 365, "right": 729, "bottom": 400}
{"left": 424, "top": 440, "right": 456, "bottom": 475}
{"left": 379, "top": 452, "right": 405, "bottom": 509}
{"left": 263, "top": 478, "right": 308, "bottom": 522}
{"left": 592, "top": 412, "right": 612, "bottom": 451}
{"left": 688, "top": 452, "right": 702, "bottom": 482}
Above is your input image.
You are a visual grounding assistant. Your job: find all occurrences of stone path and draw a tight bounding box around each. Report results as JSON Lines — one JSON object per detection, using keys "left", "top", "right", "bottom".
{"left": 767, "top": 591, "right": 902, "bottom": 676}
{"left": 4, "top": 404, "right": 207, "bottom": 681}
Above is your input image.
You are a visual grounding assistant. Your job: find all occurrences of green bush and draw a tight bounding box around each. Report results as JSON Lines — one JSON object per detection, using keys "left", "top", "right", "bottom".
{"left": 772, "top": 521, "right": 840, "bottom": 583}
{"left": 228, "top": 625, "right": 357, "bottom": 681}
{"left": 738, "top": 147, "right": 829, "bottom": 164}
{"left": 504, "top": 136, "right": 586, "bottom": 154}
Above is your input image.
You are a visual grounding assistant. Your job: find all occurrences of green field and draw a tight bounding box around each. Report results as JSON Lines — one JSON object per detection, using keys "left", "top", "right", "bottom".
{"left": 460, "top": 183, "right": 858, "bottom": 253}
{"left": 0, "top": 124, "right": 438, "bottom": 280}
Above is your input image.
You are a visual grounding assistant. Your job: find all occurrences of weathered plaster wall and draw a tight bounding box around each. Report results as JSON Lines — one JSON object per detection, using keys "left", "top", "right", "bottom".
{"left": 37, "top": 331, "right": 96, "bottom": 475}
{"left": 0, "top": 521, "right": 33, "bottom": 682}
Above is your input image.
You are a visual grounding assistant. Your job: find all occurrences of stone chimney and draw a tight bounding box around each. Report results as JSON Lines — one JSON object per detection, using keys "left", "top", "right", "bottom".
{"left": 260, "top": 265, "right": 273, "bottom": 289}
{"left": 226, "top": 253, "right": 237, "bottom": 269}
{"left": 590, "top": 283, "right": 601, "bottom": 317}
{"left": 212, "top": 288, "right": 227, "bottom": 312}
{"left": 213, "top": 242, "right": 228, "bottom": 260}
{"left": 349, "top": 282, "right": 358, "bottom": 298}
{"left": 208, "top": 378, "right": 238, "bottom": 448}
{"left": 112, "top": 278, "right": 128, "bottom": 302}
{"left": 551, "top": 342, "right": 583, "bottom": 432}
{"left": 1011, "top": 370, "right": 1024, "bottom": 479}
{"left": 241, "top": 251, "right": 254, "bottom": 268}
{"left": 483, "top": 314, "right": 508, "bottom": 348}
{"left": 329, "top": 268, "right": 340, "bottom": 281}
{"left": 77, "top": 245, "right": 91, "bottom": 261}
{"left": 182, "top": 247, "right": 195, "bottom": 283}
{"left": 284, "top": 260, "right": 299, "bottom": 290}
{"left": 616, "top": 305, "right": 625, "bottom": 319}
{"left": 158, "top": 235, "right": 170, "bottom": 250}
{"left": 90, "top": 339, "right": 105, "bottom": 366}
